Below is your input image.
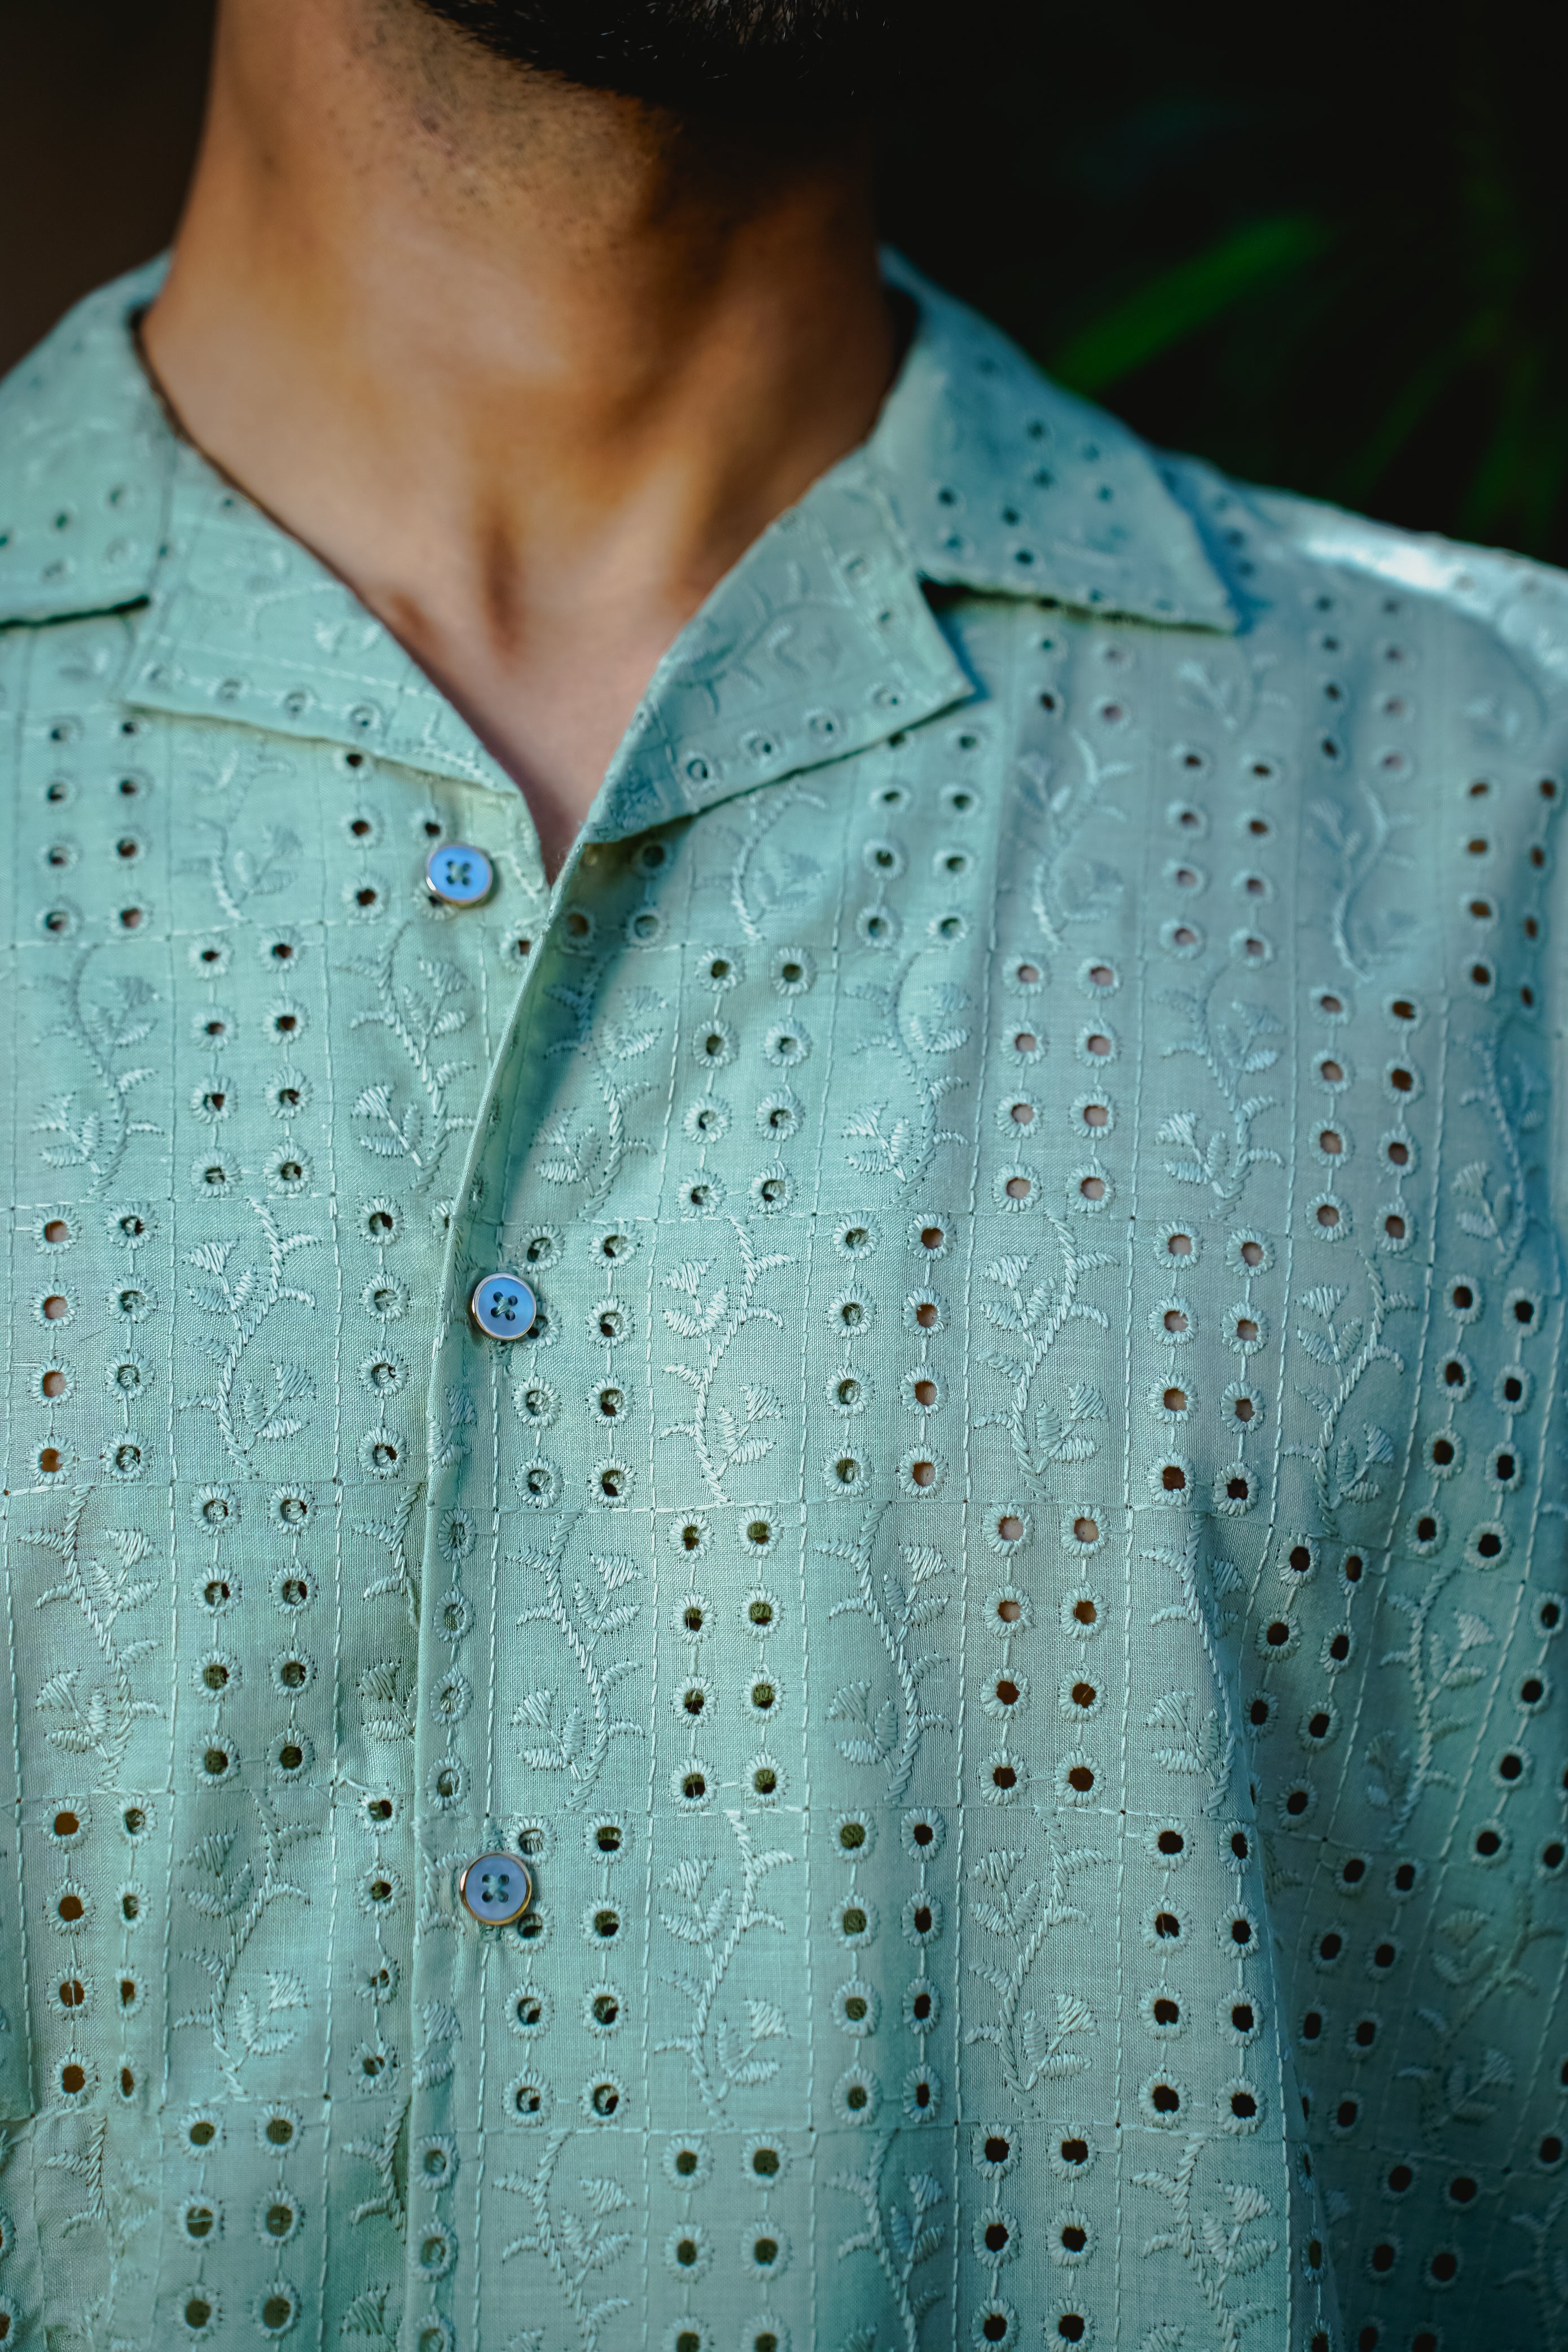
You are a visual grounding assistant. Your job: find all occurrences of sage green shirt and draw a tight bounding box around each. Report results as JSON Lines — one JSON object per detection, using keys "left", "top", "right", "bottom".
{"left": 1, "top": 255, "right": 1565, "bottom": 2352}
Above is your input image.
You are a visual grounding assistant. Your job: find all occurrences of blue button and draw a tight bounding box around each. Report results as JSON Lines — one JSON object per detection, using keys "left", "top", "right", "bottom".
{"left": 469, "top": 1272, "right": 537, "bottom": 1340}
{"left": 459, "top": 1851, "right": 533, "bottom": 1926}
{"left": 425, "top": 842, "right": 494, "bottom": 907}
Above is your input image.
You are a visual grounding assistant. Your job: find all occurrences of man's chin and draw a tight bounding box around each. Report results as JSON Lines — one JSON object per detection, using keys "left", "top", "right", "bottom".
{"left": 405, "top": 0, "right": 908, "bottom": 117}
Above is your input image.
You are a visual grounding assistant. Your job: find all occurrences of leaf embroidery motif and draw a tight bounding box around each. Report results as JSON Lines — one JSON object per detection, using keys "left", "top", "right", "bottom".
{"left": 30, "top": 948, "right": 160, "bottom": 1193}
{"left": 829, "top": 2135, "right": 947, "bottom": 2351}
{"left": 976, "top": 1223, "right": 1114, "bottom": 1482}
{"left": 1157, "top": 968, "right": 1284, "bottom": 1216}
{"left": 343, "top": 925, "right": 475, "bottom": 1190}
{"left": 178, "top": 1198, "right": 319, "bottom": 1469}
{"left": 498, "top": 2131, "right": 633, "bottom": 2350}
{"left": 822, "top": 1506, "right": 952, "bottom": 1801}
{"left": 964, "top": 1824, "right": 1106, "bottom": 2096}
{"left": 653, "top": 1812, "right": 792, "bottom": 2116}
{"left": 1134, "top": 2136, "right": 1279, "bottom": 2352}
{"left": 844, "top": 959, "right": 970, "bottom": 1188}
{"left": 659, "top": 1221, "right": 796, "bottom": 1500}
{"left": 513, "top": 1529, "right": 645, "bottom": 1808}
{"left": 1281, "top": 1257, "right": 1414, "bottom": 1536}
{"left": 27, "top": 1493, "right": 161, "bottom": 1783}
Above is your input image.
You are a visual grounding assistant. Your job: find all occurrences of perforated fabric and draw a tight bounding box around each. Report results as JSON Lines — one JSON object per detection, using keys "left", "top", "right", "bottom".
{"left": 1, "top": 257, "right": 1565, "bottom": 2352}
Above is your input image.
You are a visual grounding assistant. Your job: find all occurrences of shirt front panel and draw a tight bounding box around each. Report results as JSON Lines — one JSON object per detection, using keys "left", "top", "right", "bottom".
{"left": 0, "top": 594, "right": 549, "bottom": 2337}
{"left": 406, "top": 562, "right": 1567, "bottom": 2352}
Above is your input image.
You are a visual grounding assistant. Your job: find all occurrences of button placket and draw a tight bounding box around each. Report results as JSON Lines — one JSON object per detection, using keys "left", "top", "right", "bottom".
{"left": 405, "top": 532, "right": 962, "bottom": 2344}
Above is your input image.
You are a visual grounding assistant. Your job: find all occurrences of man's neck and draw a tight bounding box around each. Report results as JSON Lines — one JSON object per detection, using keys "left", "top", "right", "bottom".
{"left": 143, "top": 0, "right": 898, "bottom": 875}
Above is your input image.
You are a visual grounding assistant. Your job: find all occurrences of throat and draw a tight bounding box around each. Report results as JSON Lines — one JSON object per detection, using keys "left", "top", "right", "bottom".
{"left": 135, "top": 0, "right": 901, "bottom": 879}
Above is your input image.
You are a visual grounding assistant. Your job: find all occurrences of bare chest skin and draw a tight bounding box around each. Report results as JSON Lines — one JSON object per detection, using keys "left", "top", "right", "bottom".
{"left": 368, "top": 526, "right": 747, "bottom": 880}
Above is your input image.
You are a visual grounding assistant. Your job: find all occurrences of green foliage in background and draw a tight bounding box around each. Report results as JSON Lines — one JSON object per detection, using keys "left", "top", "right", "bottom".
{"left": 881, "top": 2, "right": 1568, "bottom": 562}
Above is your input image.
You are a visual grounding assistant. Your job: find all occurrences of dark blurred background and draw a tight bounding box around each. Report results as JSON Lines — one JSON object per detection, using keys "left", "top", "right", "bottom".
{"left": 6, "top": 2, "right": 1565, "bottom": 563}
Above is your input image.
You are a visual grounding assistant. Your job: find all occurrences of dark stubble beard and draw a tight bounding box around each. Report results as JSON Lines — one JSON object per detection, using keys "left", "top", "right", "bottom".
{"left": 406, "top": 1, "right": 908, "bottom": 117}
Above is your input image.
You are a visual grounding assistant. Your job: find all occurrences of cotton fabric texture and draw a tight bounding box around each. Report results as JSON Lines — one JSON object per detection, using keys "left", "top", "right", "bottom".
{"left": 1, "top": 256, "right": 1565, "bottom": 2351}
